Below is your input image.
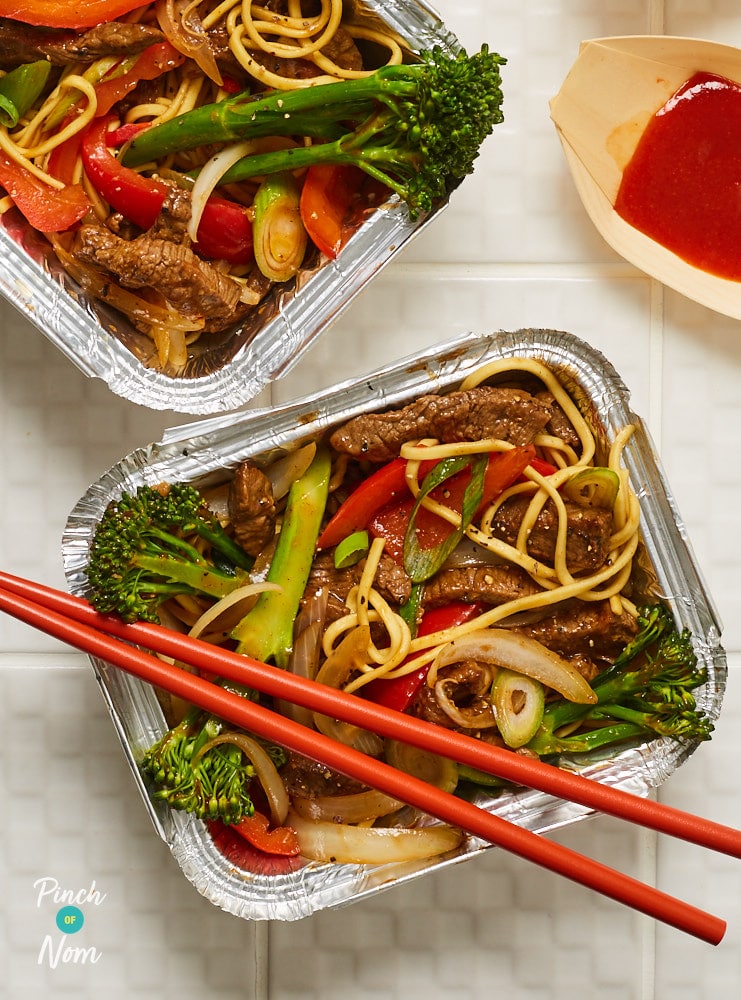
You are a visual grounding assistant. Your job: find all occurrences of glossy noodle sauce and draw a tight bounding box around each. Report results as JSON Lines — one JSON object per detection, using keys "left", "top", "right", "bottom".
{"left": 614, "top": 71, "right": 741, "bottom": 280}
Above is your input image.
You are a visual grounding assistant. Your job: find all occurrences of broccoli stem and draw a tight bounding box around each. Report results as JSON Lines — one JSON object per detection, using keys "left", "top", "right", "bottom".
{"left": 124, "top": 84, "right": 376, "bottom": 163}
{"left": 231, "top": 445, "right": 331, "bottom": 667}
{"left": 525, "top": 606, "right": 713, "bottom": 758}
{"left": 123, "top": 46, "right": 506, "bottom": 218}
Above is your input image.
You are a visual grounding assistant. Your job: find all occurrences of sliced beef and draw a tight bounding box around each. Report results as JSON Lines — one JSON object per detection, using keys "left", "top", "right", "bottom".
{"left": 421, "top": 563, "right": 543, "bottom": 608}
{"left": 511, "top": 600, "right": 639, "bottom": 665}
{"left": 329, "top": 386, "right": 554, "bottom": 462}
{"left": 280, "top": 751, "right": 366, "bottom": 798}
{"left": 63, "top": 21, "right": 164, "bottom": 60}
{"left": 71, "top": 224, "right": 250, "bottom": 331}
{"left": 0, "top": 18, "right": 162, "bottom": 69}
{"left": 537, "top": 391, "right": 582, "bottom": 450}
{"left": 228, "top": 461, "right": 276, "bottom": 557}
{"left": 308, "top": 551, "right": 413, "bottom": 619}
{"left": 489, "top": 495, "right": 613, "bottom": 573}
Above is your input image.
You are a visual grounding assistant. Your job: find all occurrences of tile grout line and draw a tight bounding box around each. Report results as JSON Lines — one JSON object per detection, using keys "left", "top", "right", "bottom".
{"left": 387, "top": 260, "right": 646, "bottom": 281}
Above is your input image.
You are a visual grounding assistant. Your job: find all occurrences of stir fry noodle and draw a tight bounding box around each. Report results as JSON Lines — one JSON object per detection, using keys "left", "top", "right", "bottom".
{"left": 86, "top": 357, "right": 713, "bottom": 868}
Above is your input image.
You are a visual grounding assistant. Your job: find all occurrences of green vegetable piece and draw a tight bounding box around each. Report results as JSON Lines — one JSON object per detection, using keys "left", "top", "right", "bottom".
{"left": 334, "top": 529, "right": 369, "bottom": 569}
{"left": 123, "top": 45, "right": 506, "bottom": 219}
{"left": 563, "top": 467, "right": 620, "bottom": 509}
{"left": 385, "top": 739, "right": 459, "bottom": 794}
{"left": 492, "top": 668, "right": 545, "bottom": 748}
{"left": 86, "top": 482, "right": 253, "bottom": 624}
{"left": 252, "top": 171, "right": 308, "bottom": 281}
{"left": 0, "top": 60, "right": 51, "bottom": 127}
{"left": 231, "top": 445, "right": 331, "bottom": 667}
{"left": 141, "top": 706, "right": 256, "bottom": 824}
{"left": 403, "top": 454, "right": 487, "bottom": 583}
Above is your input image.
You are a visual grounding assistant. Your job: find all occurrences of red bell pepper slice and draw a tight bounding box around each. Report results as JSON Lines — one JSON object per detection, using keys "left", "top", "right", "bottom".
{"left": 0, "top": 150, "right": 88, "bottom": 232}
{"left": 299, "top": 164, "right": 370, "bottom": 259}
{"left": 525, "top": 456, "right": 558, "bottom": 479}
{"left": 370, "top": 444, "right": 537, "bottom": 563}
{"left": 80, "top": 115, "right": 254, "bottom": 264}
{"left": 94, "top": 42, "right": 185, "bottom": 118}
{"left": 206, "top": 819, "right": 303, "bottom": 875}
{"left": 231, "top": 811, "right": 301, "bottom": 856}
{"left": 317, "top": 457, "right": 411, "bottom": 550}
{"left": 362, "top": 601, "right": 487, "bottom": 711}
{"left": 0, "top": 1, "right": 149, "bottom": 29}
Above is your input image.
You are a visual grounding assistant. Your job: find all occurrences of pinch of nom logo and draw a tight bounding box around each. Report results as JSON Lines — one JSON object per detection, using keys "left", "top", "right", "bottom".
{"left": 33, "top": 876, "right": 106, "bottom": 969}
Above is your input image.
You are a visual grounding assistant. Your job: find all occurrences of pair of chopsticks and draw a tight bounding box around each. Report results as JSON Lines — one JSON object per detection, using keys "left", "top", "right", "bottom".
{"left": 0, "top": 570, "right": 737, "bottom": 944}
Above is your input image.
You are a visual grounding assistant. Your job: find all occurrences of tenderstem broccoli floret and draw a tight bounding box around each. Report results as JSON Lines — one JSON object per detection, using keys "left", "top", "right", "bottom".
{"left": 525, "top": 605, "right": 714, "bottom": 758}
{"left": 87, "top": 482, "right": 253, "bottom": 623}
{"left": 141, "top": 706, "right": 257, "bottom": 823}
{"left": 123, "top": 45, "right": 506, "bottom": 218}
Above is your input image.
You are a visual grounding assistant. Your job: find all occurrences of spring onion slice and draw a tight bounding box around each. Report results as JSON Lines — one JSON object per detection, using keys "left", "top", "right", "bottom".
{"left": 403, "top": 454, "right": 487, "bottom": 583}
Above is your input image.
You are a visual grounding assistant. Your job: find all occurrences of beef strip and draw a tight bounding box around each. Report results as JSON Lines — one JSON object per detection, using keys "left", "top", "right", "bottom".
{"left": 0, "top": 19, "right": 163, "bottom": 69}
{"left": 510, "top": 600, "right": 639, "bottom": 665}
{"left": 71, "top": 223, "right": 251, "bottom": 331}
{"left": 308, "top": 551, "right": 413, "bottom": 619}
{"left": 421, "top": 563, "right": 543, "bottom": 608}
{"left": 228, "top": 461, "right": 276, "bottom": 557}
{"left": 280, "top": 751, "right": 367, "bottom": 798}
{"left": 489, "top": 495, "right": 614, "bottom": 573}
{"left": 537, "top": 391, "right": 582, "bottom": 450}
{"left": 329, "top": 387, "right": 554, "bottom": 462}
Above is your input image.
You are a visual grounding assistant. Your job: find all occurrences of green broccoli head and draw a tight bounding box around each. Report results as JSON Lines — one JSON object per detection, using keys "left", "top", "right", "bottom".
{"left": 87, "top": 482, "right": 252, "bottom": 624}
{"left": 141, "top": 711, "right": 257, "bottom": 824}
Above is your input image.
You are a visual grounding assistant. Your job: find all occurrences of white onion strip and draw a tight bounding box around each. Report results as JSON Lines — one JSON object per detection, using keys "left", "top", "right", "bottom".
{"left": 288, "top": 810, "right": 463, "bottom": 865}
{"left": 427, "top": 628, "right": 598, "bottom": 704}
{"left": 188, "top": 139, "right": 260, "bottom": 242}
{"left": 291, "top": 788, "right": 404, "bottom": 824}
{"left": 187, "top": 581, "right": 283, "bottom": 640}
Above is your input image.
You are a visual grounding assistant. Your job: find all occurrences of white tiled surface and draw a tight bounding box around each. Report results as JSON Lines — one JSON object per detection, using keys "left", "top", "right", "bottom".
{"left": 1, "top": 1, "right": 740, "bottom": 997}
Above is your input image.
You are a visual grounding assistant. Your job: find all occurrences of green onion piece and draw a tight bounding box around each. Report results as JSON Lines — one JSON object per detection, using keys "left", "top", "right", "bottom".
{"left": 492, "top": 668, "right": 545, "bottom": 748}
{"left": 456, "top": 764, "right": 512, "bottom": 789}
{"left": 384, "top": 739, "right": 459, "bottom": 794}
{"left": 403, "top": 454, "right": 487, "bottom": 583}
{"left": 0, "top": 61, "right": 51, "bottom": 128}
{"left": 333, "top": 529, "right": 369, "bottom": 569}
{"left": 398, "top": 581, "right": 424, "bottom": 634}
{"left": 562, "top": 467, "right": 620, "bottom": 509}
{"left": 252, "top": 170, "right": 308, "bottom": 281}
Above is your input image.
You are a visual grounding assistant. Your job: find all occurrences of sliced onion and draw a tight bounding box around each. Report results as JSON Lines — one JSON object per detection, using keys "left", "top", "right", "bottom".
{"left": 266, "top": 443, "right": 317, "bottom": 500}
{"left": 312, "top": 626, "right": 384, "bottom": 754}
{"left": 430, "top": 629, "right": 597, "bottom": 704}
{"left": 279, "top": 584, "right": 328, "bottom": 726}
{"left": 287, "top": 810, "right": 463, "bottom": 865}
{"left": 291, "top": 788, "right": 404, "bottom": 824}
{"left": 188, "top": 582, "right": 283, "bottom": 640}
{"left": 433, "top": 678, "right": 498, "bottom": 730}
{"left": 156, "top": 0, "right": 222, "bottom": 85}
{"left": 197, "top": 732, "right": 289, "bottom": 826}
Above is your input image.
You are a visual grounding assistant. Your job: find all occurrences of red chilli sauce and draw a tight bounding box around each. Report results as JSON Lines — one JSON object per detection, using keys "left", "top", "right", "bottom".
{"left": 614, "top": 71, "right": 741, "bottom": 280}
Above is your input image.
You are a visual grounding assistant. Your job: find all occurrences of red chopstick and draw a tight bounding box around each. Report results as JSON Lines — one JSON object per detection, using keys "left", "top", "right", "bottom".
{"left": 0, "top": 572, "right": 730, "bottom": 944}
{"left": 2, "top": 571, "right": 738, "bottom": 860}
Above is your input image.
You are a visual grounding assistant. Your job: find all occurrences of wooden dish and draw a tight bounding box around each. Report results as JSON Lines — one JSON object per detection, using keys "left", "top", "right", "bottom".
{"left": 550, "top": 36, "right": 741, "bottom": 319}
